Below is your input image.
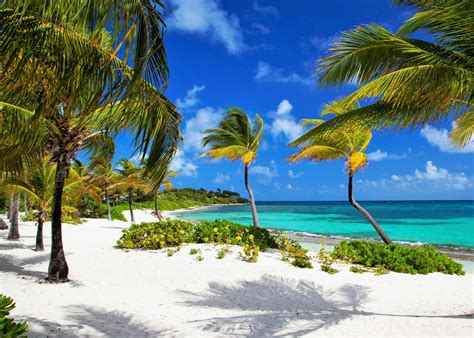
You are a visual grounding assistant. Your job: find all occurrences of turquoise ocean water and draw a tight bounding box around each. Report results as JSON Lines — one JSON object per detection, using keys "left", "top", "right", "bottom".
{"left": 174, "top": 201, "right": 474, "bottom": 249}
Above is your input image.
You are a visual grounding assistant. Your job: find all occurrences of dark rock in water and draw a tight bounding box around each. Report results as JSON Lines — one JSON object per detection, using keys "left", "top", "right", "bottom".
{"left": 0, "top": 219, "right": 8, "bottom": 230}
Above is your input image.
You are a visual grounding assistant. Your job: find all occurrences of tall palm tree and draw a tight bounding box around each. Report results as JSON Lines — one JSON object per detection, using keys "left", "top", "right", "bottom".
{"left": 289, "top": 104, "right": 393, "bottom": 244}
{"left": 0, "top": 1, "right": 182, "bottom": 282}
{"left": 304, "top": 0, "right": 473, "bottom": 147}
{"left": 201, "top": 108, "right": 264, "bottom": 228}
{"left": 114, "top": 160, "right": 148, "bottom": 223}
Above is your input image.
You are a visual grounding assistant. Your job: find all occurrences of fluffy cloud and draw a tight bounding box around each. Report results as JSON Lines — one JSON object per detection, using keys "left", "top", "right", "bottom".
{"left": 361, "top": 161, "right": 471, "bottom": 191}
{"left": 168, "top": 0, "right": 245, "bottom": 55}
{"left": 250, "top": 160, "right": 278, "bottom": 183}
{"left": 254, "top": 61, "right": 313, "bottom": 87}
{"left": 176, "top": 85, "right": 205, "bottom": 110}
{"left": 253, "top": 1, "right": 278, "bottom": 16}
{"left": 420, "top": 126, "right": 474, "bottom": 153}
{"left": 367, "top": 149, "right": 407, "bottom": 161}
{"left": 182, "top": 106, "right": 223, "bottom": 151}
{"left": 214, "top": 173, "right": 230, "bottom": 184}
{"left": 169, "top": 149, "right": 198, "bottom": 177}
{"left": 288, "top": 169, "right": 302, "bottom": 178}
{"left": 270, "top": 99, "right": 303, "bottom": 142}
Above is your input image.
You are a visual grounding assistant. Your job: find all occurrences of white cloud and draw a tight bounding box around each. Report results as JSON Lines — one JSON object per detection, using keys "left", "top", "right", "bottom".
{"left": 288, "top": 169, "right": 302, "bottom": 178}
{"left": 168, "top": 0, "right": 245, "bottom": 55}
{"left": 420, "top": 126, "right": 474, "bottom": 153}
{"left": 182, "top": 106, "right": 223, "bottom": 151}
{"left": 361, "top": 161, "right": 471, "bottom": 192}
{"left": 130, "top": 152, "right": 148, "bottom": 164}
{"left": 253, "top": 1, "right": 278, "bottom": 16}
{"left": 251, "top": 23, "right": 270, "bottom": 35}
{"left": 367, "top": 149, "right": 407, "bottom": 161}
{"left": 250, "top": 160, "right": 278, "bottom": 183}
{"left": 169, "top": 149, "right": 198, "bottom": 177}
{"left": 214, "top": 173, "right": 230, "bottom": 184}
{"left": 270, "top": 99, "right": 303, "bottom": 142}
{"left": 176, "top": 85, "right": 205, "bottom": 110}
{"left": 254, "top": 61, "right": 313, "bottom": 87}
{"left": 286, "top": 183, "right": 293, "bottom": 190}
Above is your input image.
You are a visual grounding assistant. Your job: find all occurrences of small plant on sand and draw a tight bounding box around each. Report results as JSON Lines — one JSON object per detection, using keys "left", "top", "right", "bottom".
{"left": 167, "top": 248, "right": 177, "bottom": 257}
{"left": 216, "top": 246, "right": 230, "bottom": 259}
{"left": 316, "top": 244, "right": 336, "bottom": 265}
{"left": 196, "top": 255, "right": 205, "bottom": 261}
{"left": 190, "top": 248, "right": 201, "bottom": 255}
{"left": 350, "top": 266, "right": 369, "bottom": 274}
{"left": 321, "top": 264, "right": 339, "bottom": 274}
{"left": 373, "top": 265, "right": 389, "bottom": 276}
{"left": 0, "top": 295, "right": 28, "bottom": 336}
{"left": 278, "top": 235, "right": 313, "bottom": 269}
{"left": 241, "top": 236, "right": 259, "bottom": 262}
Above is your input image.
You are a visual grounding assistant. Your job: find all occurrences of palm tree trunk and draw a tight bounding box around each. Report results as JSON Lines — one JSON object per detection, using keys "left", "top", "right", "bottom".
{"left": 155, "top": 192, "right": 163, "bottom": 221}
{"left": 348, "top": 175, "right": 392, "bottom": 244}
{"left": 7, "top": 194, "right": 13, "bottom": 220}
{"left": 105, "top": 190, "right": 112, "bottom": 221}
{"left": 24, "top": 194, "right": 29, "bottom": 214}
{"left": 244, "top": 165, "right": 259, "bottom": 227}
{"left": 47, "top": 160, "right": 69, "bottom": 282}
{"left": 128, "top": 190, "right": 135, "bottom": 223}
{"left": 7, "top": 194, "right": 19, "bottom": 240}
{"left": 35, "top": 208, "right": 45, "bottom": 251}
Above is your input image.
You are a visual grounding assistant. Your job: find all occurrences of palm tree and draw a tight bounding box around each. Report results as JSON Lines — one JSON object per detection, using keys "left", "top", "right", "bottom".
{"left": 90, "top": 159, "right": 119, "bottom": 222}
{"left": 7, "top": 194, "right": 20, "bottom": 241}
{"left": 0, "top": 1, "right": 182, "bottom": 282}
{"left": 114, "top": 160, "right": 148, "bottom": 223}
{"left": 149, "top": 169, "right": 177, "bottom": 220}
{"left": 201, "top": 108, "right": 264, "bottom": 228}
{"left": 305, "top": 0, "right": 473, "bottom": 147}
{"left": 289, "top": 104, "right": 393, "bottom": 244}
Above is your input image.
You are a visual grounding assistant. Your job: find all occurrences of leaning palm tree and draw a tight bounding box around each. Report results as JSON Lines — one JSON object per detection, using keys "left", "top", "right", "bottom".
{"left": 0, "top": 1, "right": 181, "bottom": 282}
{"left": 289, "top": 104, "right": 393, "bottom": 244}
{"left": 304, "top": 0, "right": 473, "bottom": 147}
{"left": 148, "top": 169, "right": 177, "bottom": 220}
{"left": 200, "top": 108, "right": 264, "bottom": 228}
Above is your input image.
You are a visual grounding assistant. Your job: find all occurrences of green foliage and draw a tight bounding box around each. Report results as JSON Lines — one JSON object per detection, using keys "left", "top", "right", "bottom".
{"left": 196, "top": 255, "right": 204, "bottom": 261}
{"left": 373, "top": 265, "right": 389, "bottom": 276}
{"left": 277, "top": 235, "right": 313, "bottom": 269}
{"left": 321, "top": 264, "right": 339, "bottom": 274}
{"left": 110, "top": 205, "right": 128, "bottom": 222}
{"left": 316, "top": 245, "right": 336, "bottom": 265}
{"left": 332, "top": 240, "right": 465, "bottom": 275}
{"left": 78, "top": 197, "right": 107, "bottom": 218}
{"left": 349, "top": 265, "right": 369, "bottom": 274}
{"left": 189, "top": 248, "right": 200, "bottom": 255}
{"left": 116, "top": 220, "right": 196, "bottom": 250}
{"left": 216, "top": 246, "right": 229, "bottom": 259}
{"left": 241, "top": 242, "right": 259, "bottom": 263}
{"left": 0, "top": 294, "right": 28, "bottom": 337}
{"left": 166, "top": 248, "right": 176, "bottom": 257}
{"left": 21, "top": 211, "right": 37, "bottom": 222}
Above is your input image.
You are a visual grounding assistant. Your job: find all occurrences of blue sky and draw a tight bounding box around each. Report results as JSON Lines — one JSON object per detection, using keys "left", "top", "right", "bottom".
{"left": 115, "top": 0, "right": 473, "bottom": 201}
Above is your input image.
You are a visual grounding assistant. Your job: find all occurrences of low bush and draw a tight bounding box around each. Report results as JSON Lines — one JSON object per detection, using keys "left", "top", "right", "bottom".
{"left": 190, "top": 248, "right": 200, "bottom": 255}
{"left": 277, "top": 235, "right": 313, "bottom": 269}
{"left": 349, "top": 265, "right": 369, "bottom": 274}
{"left": 116, "top": 220, "right": 196, "bottom": 250}
{"left": 0, "top": 294, "right": 28, "bottom": 337}
{"left": 332, "top": 240, "right": 464, "bottom": 275}
{"left": 216, "top": 246, "right": 229, "bottom": 259}
{"left": 321, "top": 264, "right": 339, "bottom": 274}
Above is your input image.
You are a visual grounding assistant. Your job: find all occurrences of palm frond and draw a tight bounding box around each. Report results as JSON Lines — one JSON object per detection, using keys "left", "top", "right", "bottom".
{"left": 450, "top": 112, "right": 474, "bottom": 147}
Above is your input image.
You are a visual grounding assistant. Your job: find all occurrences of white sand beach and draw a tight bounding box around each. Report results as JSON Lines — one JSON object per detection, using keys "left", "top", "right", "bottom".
{"left": 1, "top": 211, "right": 473, "bottom": 337}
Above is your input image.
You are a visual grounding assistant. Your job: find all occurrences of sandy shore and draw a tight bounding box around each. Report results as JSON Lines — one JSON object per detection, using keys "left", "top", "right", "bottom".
{"left": 1, "top": 212, "right": 473, "bottom": 337}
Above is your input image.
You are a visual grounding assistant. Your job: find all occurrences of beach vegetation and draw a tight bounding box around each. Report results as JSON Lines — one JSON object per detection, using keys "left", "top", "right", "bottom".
{"left": 200, "top": 108, "right": 264, "bottom": 227}
{"left": 167, "top": 248, "right": 177, "bottom": 257}
{"left": 278, "top": 235, "right": 313, "bottom": 268}
{"left": 333, "top": 240, "right": 465, "bottom": 275}
{"left": 321, "top": 264, "right": 339, "bottom": 274}
{"left": 0, "top": 294, "right": 28, "bottom": 337}
{"left": 216, "top": 246, "right": 230, "bottom": 259}
{"left": 309, "top": 0, "right": 473, "bottom": 148}
{"left": 349, "top": 266, "right": 369, "bottom": 274}
{"left": 289, "top": 104, "right": 392, "bottom": 244}
{"left": 241, "top": 241, "right": 259, "bottom": 263}
{"left": 190, "top": 248, "right": 201, "bottom": 255}
{"left": 196, "top": 255, "right": 205, "bottom": 261}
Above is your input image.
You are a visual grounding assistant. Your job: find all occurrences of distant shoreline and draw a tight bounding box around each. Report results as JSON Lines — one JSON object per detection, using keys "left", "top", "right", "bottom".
{"left": 164, "top": 204, "right": 474, "bottom": 261}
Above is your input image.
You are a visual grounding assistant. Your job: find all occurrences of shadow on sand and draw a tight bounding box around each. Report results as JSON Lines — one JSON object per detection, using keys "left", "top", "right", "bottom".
{"left": 181, "top": 274, "right": 473, "bottom": 336}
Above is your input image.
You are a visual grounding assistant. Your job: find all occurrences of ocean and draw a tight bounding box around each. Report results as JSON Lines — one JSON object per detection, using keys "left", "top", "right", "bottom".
{"left": 173, "top": 200, "right": 474, "bottom": 249}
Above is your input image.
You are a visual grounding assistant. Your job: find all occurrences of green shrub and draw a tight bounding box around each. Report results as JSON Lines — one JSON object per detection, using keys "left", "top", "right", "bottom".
{"left": 241, "top": 241, "right": 259, "bottom": 263}
{"left": 332, "top": 240, "right": 465, "bottom": 275}
{"left": 321, "top": 264, "right": 339, "bottom": 274}
{"left": 292, "top": 257, "right": 313, "bottom": 269}
{"left": 195, "top": 219, "right": 277, "bottom": 251}
{"left": 116, "top": 220, "right": 196, "bottom": 249}
{"left": 349, "top": 265, "right": 369, "bottom": 274}
{"left": 167, "top": 248, "right": 177, "bottom": 257}
{"left": 110, "top": 205, "right": 128, "bottom": 222}
{"left": 277, "top": 235, "right": 313, "bottom": 269}
{"left": 0, "top": 294, "right": 28, "bottom": 337}
{"left": 196, "top": 255, "right": 204, "bottom": 261}
{"left": 190, "top": 248, "right": 200, "bottom": 255}
{"left": 216, "top": 246, "right": 229, "bottom": 259}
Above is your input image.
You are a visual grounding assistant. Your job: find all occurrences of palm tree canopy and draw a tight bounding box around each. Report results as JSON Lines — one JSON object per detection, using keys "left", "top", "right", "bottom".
{"left": 312, "top": 0, "right": 473, "bottom": 146}
{"left": 0, "top": 0, "right": 182, "bottom": 180}
{"left": 200, "top": 108, "right": 264, "bottom": 166}
{"left": 289, "top": 106, "right": 372, "bottom": 176}
{"left": 112, "top": 159, "right": 149, "bottom": 193}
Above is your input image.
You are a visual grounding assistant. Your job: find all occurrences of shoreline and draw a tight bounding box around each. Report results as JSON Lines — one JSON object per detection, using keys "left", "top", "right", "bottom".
{"left": 163, "top": 204, "right": 474, "bottom": 261}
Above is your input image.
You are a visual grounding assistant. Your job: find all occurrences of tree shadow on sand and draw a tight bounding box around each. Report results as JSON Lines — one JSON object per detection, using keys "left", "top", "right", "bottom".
{"left": 0, "top": 252, "right": 50, "bottom": 280}
{"left": 181, "top": 274, "right": 473, "bottom": 337}
{"left": 23, "top": 305, "right": 171, "bottom": 337}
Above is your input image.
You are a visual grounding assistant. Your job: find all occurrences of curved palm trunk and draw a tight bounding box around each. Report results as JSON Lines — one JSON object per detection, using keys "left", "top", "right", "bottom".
{"left": 24, "top": 194, "right": 29, "bottom": 214}
{"left": 35, "top": 208, "right": 45, "bottom": 251}
{"left": 348, "top": 175, "right": 392, "bottom": 244}
{"left": 7, "top": 194, "right": 20, "bottom": 240}
{"left": 105, "top": 190, "right": 112, "bottom": 221}
{"left": 154, "top": 192, "right": 163, "bottom": 221}
{"left": 128, "top": 190, "right": 135, "bottom": 223}
{"left": 244, "top": 165, "right": 259, "bottom": 227}
{"left": 47, "top": 160, "right": 69, "bottom": 282}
